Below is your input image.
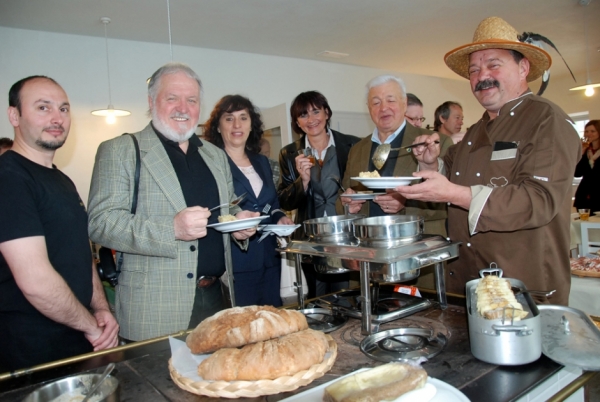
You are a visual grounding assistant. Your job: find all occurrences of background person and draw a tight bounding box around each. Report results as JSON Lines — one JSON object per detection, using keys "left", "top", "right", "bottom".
{"left": 0, "top": 76, "right": 118, "bottom": 371}
{"left": 433, "top": 101, "right": 465, "bottom": 143}
{"left": 395, "top": 17, "right": 581, "bottom": 305}
{"left": 259, "top": 138, "right": 280, "bottom": 186}
{"left": 574, "top": 120, "right": 600, "bottom": 214}
{"left": 88, "top": 63, "right": 257, "bottom": 341}
{"left": 0, "top": 137, "right": 13, "bottom": 155}
{"left": 405, "top": 93, "right": 426, "bottom": 128}
{"left": 278, "top": 90, "right": 360, "bottom": 298}
{"left": 204, "top": 95, "right": 293, "bottom": 307}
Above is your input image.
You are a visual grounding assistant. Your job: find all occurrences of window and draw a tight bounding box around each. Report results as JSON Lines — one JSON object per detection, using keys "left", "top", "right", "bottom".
{"left": 569, "top": 112, "right": 589, "bottom": 138}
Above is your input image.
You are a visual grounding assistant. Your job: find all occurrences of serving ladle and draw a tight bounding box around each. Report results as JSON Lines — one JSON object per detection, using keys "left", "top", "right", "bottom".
{"left": 511, "top": 286, "right": 556, "bottom": 297}
{"left": 209, "top": 192, "right": 247, "bottom": 212}
{"left": 372, "top": 140, "right": 440, "bottom": 170}
{"left": 82, "top": 363, "right": 115, "bottom": 402}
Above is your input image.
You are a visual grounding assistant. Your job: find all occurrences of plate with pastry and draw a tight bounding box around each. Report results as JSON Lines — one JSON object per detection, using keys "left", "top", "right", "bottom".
{"left": 351, "top": 177, "right": 419, "bottom": 189}
{"left": 281, "top": 364, "right": 469, "bottom": 402}
{"left": 207, "top": 215, "right": 268, "bottom": 233}
{"left": 169, "top": 305, "right": 338, "bottom": 398}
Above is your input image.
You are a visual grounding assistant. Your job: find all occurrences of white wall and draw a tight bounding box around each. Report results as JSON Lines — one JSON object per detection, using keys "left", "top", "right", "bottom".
{"left": 5, "top": 26, "right": 592, "bottom": 205}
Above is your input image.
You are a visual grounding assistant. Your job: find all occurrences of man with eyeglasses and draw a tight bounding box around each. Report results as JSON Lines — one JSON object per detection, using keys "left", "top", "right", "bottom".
{"left": 405, "top": 93, "right": 426, "bottom": 128}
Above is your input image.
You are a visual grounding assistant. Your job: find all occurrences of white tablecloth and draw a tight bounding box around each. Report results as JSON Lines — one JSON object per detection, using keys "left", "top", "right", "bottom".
{"left": 569, "top": 275, "right": 600, "bottom": 317}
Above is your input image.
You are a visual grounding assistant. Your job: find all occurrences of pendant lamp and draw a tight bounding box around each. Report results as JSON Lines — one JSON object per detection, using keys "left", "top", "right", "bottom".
{"left": 92, "top": 17, "right": 131, "bottom": 124}
{"left": 569, "top": 0, "right": 599, "bottom": 97}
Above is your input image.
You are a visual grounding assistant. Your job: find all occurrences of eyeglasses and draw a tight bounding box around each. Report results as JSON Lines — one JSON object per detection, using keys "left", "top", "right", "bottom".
{"left": 405, "top": 115, "right": 426, "bottom": 123}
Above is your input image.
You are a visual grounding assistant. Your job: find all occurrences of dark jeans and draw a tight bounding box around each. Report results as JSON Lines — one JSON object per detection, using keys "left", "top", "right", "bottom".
{"left": 301, "top": 263, "right": 349, "bottom": 299}
{"left": 187, "top": 280, "right": 227, "bottom": 329}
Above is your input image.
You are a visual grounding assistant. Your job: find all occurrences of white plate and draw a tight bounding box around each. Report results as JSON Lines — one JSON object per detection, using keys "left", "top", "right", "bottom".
{"left": 258, "top": 224, "right": 301, "bottom": 236}
{"left": 207, "top": 216, "right": 268, "bottom": 233}
{"left": 341, "top": 192, "right": 386, "bottom": 200}
{"left": 351, "top": 177, "right": 419, "bottom": 189}
{"left": 280, "top": 368, "right": 469, "bottom": 402}
{"left": 594, "top": 212, "right": 600, "bottom": 216}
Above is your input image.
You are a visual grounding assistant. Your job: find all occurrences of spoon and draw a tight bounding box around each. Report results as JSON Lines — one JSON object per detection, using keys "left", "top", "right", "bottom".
{"left": 511, "top": 286, "right": 556, "bottom": 297}
{"left": 372, "top": 140, "right": 440, "bottom": 170}
{"left": 82, "top": 362, "right": 115, "bottom": 402}
{"left": 209, "top": 192, "right": 247, "bottom": 212}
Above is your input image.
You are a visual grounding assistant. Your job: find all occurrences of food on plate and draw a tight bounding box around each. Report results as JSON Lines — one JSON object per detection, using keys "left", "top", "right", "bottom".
{"left": 218, "top": 214, "right": 237, "bottom": 223}
{"left": 356, "top": 191, "right": 373, "bottom": 194}
{"left": 475, "top": 275, "right": 528, "bottom": 320}
{"left": 358, "top": 171, "right": 380, "bottom": 178}
{"left": 186, "top": 305, "right": 308, "bottom": 354}
{"left": 570, "top": 256, "right": 600, "bottom": 272}
{"left": 323, "top": 362, "right": 427, "bottom": 402}
{"left": 197, "top": 328, "right": 329, "bottom": 381}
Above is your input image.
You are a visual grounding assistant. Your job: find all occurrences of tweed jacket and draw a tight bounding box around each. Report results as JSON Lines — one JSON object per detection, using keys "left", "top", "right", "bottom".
{"left": 338, "top": 123, "right": 453, "bottom": 236}
{"left": 88, "top": 124, "right": 242, "bottom": 340}
{"left": 278, "top": 130, "right": 360, "bottom": 239}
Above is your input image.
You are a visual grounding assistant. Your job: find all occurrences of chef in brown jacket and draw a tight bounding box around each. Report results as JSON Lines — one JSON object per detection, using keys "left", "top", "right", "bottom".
{"left": 395, "top": 17, "right": 581, "bottom": 305}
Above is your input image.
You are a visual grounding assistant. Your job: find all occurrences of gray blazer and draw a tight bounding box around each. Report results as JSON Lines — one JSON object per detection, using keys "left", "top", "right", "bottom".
{"left": 88, "top": 123, "right": 242, "bottom": 340}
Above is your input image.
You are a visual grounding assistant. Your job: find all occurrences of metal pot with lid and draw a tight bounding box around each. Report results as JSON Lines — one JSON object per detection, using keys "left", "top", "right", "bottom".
{"left": 352, "top": 215, "right": 424, "bottom": 248}
{"left": 467, "top": 266, "right": 600, "bottom": 369}
{"left": 303, "top": 214, "right": 365, "bottom": 244}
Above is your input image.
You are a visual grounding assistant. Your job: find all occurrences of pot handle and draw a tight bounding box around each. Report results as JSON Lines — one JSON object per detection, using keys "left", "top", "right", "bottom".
{"left": 415, "top": 251, "right": 451, "bottom": 266}
{"left": 491, "top": 324, "right": 534, "bottom": 336}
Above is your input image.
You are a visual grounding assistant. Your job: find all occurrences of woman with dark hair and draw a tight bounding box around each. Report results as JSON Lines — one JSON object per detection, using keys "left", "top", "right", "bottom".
{"left": 277, "top": 91, "right": 360, "bottom": 298}
{"left": 574, "top": 120, "right": 600, "bottom": 213}
{"left": 205, "top": 95, "right": 293, "bottom": 307}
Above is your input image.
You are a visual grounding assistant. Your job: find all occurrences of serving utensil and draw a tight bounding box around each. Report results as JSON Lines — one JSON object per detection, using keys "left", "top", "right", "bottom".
{"left": 372, "top": 140, "right": 440, "bottom": 170}
{"left": 82, "top": 363, "right": 115, "bottom": 402}
{"left": 329, "top": 176, "right": 346, "bottom": 192}
{"left": 208, "top": 192, "right": 247, "bottom": 212}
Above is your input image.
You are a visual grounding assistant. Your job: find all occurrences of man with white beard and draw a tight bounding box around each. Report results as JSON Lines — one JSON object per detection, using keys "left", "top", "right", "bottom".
{"left": 88, "top": 63, "right": 258, "bottom": 341}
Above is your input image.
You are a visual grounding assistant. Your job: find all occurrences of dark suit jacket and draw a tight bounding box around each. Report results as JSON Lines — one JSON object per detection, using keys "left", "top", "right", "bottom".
{"left": 228, "top": 152, "right": 286, "bottom": 274}
{"left": 574, "top": 152, "right": 600, "bottom": 213}
{"left": 277, "top": 130, "right": 360, "bottom": 238}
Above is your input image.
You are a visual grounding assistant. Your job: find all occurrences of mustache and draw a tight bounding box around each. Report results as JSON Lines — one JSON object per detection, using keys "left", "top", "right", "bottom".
{"left": 43, "top": 125, "right": 65, "bottom": 133}
{"left": 474, "top": 79, "right": 500, "bottom": 92}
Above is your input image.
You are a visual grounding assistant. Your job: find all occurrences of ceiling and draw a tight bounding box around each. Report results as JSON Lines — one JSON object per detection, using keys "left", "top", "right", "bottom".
{"left": 1, "top": 0, "right": 598, "bottom": 83}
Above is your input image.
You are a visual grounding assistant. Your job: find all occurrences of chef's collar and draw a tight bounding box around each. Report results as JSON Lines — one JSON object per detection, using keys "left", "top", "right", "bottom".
{"left": 483, "top": 90, "right": 533, "bottom": 122}
{"left": 370, "top": 120, "right": 407, "bottom": 145}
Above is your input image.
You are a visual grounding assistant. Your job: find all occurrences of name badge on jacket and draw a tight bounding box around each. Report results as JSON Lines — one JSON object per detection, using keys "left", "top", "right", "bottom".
{"left": 491, "top": 141, "right": 518, "bottom": 161}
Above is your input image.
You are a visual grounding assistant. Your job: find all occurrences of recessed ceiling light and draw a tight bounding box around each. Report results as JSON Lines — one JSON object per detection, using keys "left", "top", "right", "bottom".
{"left": 317, "top": 51, "right": 350, "bottom": 59}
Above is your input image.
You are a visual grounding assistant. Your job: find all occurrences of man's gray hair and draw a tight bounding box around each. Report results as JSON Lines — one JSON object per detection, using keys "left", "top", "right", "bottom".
{"left": 147, "top": 62, "right": 203, "bottom": 102}
{"left": 366, "top": 75, "right": 407, "bottom": 101}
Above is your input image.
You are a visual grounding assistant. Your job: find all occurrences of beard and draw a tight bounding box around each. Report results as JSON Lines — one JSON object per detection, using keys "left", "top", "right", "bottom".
{"left": 151, "top": 109, "right": 198, "bottom": 143}
{"left": 37, "top": 126, "right": 66, "bottom": 150}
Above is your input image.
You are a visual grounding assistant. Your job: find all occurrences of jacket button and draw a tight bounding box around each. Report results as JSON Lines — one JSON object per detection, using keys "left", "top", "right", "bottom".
{"left": 187, "top": 273, "right": 193, "bottom": 279}
{"left": 449, "top": 271, "right": 454, "bottom": 276}
{"left": 190, "top": 245, "right": 196, "bottom": 252}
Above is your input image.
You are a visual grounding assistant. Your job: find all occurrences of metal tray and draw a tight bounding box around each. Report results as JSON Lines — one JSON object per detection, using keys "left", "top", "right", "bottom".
{"left": 298, "top": 308, "right": 348, "bottom": 333}
{"left": 538, "top": 305, "right": 600, "bottom": 371}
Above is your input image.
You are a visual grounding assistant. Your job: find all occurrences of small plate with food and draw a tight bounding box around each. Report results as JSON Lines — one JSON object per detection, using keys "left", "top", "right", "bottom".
{"left": 258, "top": 224, "right": 301, "bottom": 236}
{"left": 351, "top": 176, "right": 419, "bottom": 189}
{"left": 207, "top": 215, "right": 268, "bottom": 233}
{"left": 341, "top": 191, "right": 386, "bottom": 200}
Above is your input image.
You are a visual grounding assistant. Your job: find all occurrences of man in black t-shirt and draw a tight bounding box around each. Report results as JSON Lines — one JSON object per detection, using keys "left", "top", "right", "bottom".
{"left": 0, "top": 76, "right": 119, "bottom": 372}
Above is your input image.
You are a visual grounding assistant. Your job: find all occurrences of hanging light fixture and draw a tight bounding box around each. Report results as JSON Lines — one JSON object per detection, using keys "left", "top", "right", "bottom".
{"left": 92, "top": 17, "right": 131, "bottom": 124}
{"left": 146, "top": 0, "right": 174, "bottom": 84}
{"left": 569, "top": 0, "right": 599, "bottom": 97}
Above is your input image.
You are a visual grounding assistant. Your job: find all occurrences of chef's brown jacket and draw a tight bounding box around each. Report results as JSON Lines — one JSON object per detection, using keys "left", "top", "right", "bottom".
{"left": 444, "top": 91, "right": 581, "bottom": 305}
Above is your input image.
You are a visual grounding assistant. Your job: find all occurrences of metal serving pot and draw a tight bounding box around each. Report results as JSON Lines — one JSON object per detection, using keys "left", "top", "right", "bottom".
{"left": 352, "top": 215, "right": 423, "bottom": 248}
{"left": 303, "top": 214, "right": 365, "bottom": 244}
{"left": 23, "top": 373, "right": 119, "bottom": 402}
{"left": 466, "top": 269, "right": 541, "bottom": 365}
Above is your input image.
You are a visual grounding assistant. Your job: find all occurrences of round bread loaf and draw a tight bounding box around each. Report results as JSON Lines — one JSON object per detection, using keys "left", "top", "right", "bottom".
{"left": 186, "top": 305, "right": 308, "bottom": 354}
{"left": 197, "top": 328, "right": 329, "bottom": 381}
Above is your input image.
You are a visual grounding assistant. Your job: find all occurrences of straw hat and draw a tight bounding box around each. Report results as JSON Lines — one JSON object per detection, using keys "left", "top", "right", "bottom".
{"left": 444, "top": 17, "right": 551, "bottom": 82}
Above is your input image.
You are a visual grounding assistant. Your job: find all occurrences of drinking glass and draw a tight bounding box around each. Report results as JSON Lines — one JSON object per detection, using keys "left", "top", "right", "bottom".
{"left": 578, "top": 208, "right": 591, "bottom": 221}
{"left": 297, "top": 148, "right": 316, "bottom": 166}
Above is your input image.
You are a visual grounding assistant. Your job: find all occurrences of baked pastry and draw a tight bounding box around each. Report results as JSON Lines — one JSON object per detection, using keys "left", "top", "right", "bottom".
{"left": 475, "top": 275, "right": 528, "bottom": 320}
{"left": 358, "top": 171, "right": 380, "bottom": 178}
{"left": 186, "top": 305, "right": 308, "bottom": 354}
{"left": 323, "top": 362, "right": 427, "bottom": 402}
{"left": 197, "top": 328, "right": 329, "bottom": 381}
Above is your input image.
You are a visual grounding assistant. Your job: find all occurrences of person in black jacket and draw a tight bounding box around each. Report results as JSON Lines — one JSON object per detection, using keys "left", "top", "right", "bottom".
{"left": 277, "top": 91, "right": 360, "bottom": 298}
{"left": 574, "top": 120, "right": 600, "bottom": 213}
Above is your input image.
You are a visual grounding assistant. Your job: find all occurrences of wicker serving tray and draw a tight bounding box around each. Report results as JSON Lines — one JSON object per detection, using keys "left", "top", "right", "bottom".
{"left": 169, "top": 335, "right": 337, "bottom": 398}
